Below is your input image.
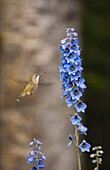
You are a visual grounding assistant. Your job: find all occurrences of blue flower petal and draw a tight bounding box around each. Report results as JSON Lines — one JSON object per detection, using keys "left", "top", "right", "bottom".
{"left": 78, "top": 124, "right": 88, "bottom": 135}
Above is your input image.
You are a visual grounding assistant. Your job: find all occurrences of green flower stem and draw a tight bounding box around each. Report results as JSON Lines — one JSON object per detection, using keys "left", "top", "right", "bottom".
{"left": 75, "top": 125, "right": 81, "bottom": 170}
{"left": 96, "top": 159, "right": 99, "bottom": 170}
{"left": 96, "top": 151, "right": 99, "bottom": 170}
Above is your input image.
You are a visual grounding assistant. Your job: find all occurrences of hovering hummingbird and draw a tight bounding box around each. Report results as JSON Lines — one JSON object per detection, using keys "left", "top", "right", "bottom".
{"left": 16, "top": 72, "right": 46, "bottom": 102}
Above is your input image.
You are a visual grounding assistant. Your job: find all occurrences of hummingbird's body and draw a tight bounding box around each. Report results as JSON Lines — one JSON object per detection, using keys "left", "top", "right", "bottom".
{"left": 19, "top": 81, "right": 38, "bottom": 97}
{"left": 16, "top": 72, "right": 46, "bottom": 102}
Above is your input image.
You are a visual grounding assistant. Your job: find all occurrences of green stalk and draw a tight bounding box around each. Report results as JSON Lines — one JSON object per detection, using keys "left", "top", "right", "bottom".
{"left": 96, "top": 151, "right": 99, "bottom": 170}
{"left": 75, "top": 125, "right": 81, "bottom": 170}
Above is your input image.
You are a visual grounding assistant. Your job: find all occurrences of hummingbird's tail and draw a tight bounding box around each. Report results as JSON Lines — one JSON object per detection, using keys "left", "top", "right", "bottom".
{"left": 16, "top": 92, "right": 26, "bottom": 102}
{"left": 16, "top": 98, "right": 20, "bottom": 102}
{"left": 39, "top": 72, "right": 47, "bottom": 76}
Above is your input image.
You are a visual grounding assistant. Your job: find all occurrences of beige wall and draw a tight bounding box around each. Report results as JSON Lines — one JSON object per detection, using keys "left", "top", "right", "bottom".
{"left": 0, "top": 0, "right": 81, "bottom": 170}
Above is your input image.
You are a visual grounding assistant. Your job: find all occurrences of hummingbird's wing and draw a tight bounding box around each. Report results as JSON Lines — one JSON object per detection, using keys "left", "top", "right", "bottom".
{"left": 9, "top": 77, "right": 28, "bottom": 84}
{"left": 39, "top": 82, "right": 54, "bottom": 86}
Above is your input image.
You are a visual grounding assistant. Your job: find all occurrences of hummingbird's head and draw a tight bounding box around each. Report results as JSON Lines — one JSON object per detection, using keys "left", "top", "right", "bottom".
{"left": 30, "top": 74, "right": 40, "bottom": 83}
{"left": 30, "top": 72, "right": 46, "bottom": 83}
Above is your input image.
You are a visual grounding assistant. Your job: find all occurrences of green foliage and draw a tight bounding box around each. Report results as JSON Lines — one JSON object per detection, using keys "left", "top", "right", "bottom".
{"left": 82, "top": 0, "right": 110, "bottom": 90}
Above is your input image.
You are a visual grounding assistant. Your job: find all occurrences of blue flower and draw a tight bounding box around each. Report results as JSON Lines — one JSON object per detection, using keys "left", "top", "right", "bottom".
{"left": 66, "top": 63, "right": 78, "bottom": 75}
{"left": 41, "top": 155, "right": 46, "bottom": 161}
{"left": 60, "top": 72, "right": 69, "bottom": 82}
{"left": 37, "top": 160, "right": 45, "bottom": 168}
{"left": 60, "top": 56, "right": 67, "bottom": 65}
{"left": 29, "top": 138, "right": 42, "bottom": 147}
{"left": 27, "top": 138, "right": 46, "bottom": 170}
{"left": 61, "top": 77, "right": 74, "bottom": 91}
{"left": 30, "top": 166, "right": 38, "bottom": 170}
{"left": 79, "top": 140, "right": 91, "bottom": 152}
{"left": 70, "top": 87, "right": 82, "bottom": 100}
{"left": 61, "top": 90, "right": 69, "bottom": 98}
{"left": 67, "top": 134, "right": 74, "bottom": 147}
{"left": 59, "top": 28, "right": 87, "bottom": 111}
{"left": 66, "top": 28, "right": 75, "bottom": 36}
{"left": 66, "top": 96, "right": 77, "bottom": 107}
{"left": 74, "top": 56, "right": 82, "bottom": 65}
{"left": 70, "top": 37, "right": 79, "bottom": 46}
{"left": 79, "top": 83, "right": 87, "bottom": 91}
{"left": 74, "top": 100, "right": 87, "bottom": 113}
{"left": 70, "top": 113, "right": 82, "bottom": 125}
{"left": 29, "top": 150, "right": 36, "bottom": 156}
{"left": 74, "top": 77, "right": 86, "bottom": 89}
{"left": 65, "top": 52, "right": 77, "bottom": 63}
{"left": 74, "top": 49, "right": 81, "bottom": 56}
{"left": 60, "top": 37, "right": 68, "bottom": 45}
{"left": 27, "top": 155, "right": 35, "bottom": 164}
{"left": 59, "top": 64, "right": 66, "bottom": 72}
{"left": 70, "top": 71, "right": 81, "bottom": 81}
{"left": 61, "top": 46, "right": 70, "bottom": 57}
{"left": 60, "top": 28, "right": 91, "bottom": 164}
{"left": 70, "top": 43, "right": 79, "bottom": 52}
{"left": 78, "top": 124, "right": 88, "bottom": 135}
{"left": 64, "top": 80, "right": 74, "bottom": 92}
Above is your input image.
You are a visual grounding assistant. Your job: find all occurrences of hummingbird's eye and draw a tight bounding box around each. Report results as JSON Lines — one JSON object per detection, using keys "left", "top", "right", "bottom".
{"left": 35, "top": 75, "right": 38, "bottom": 78}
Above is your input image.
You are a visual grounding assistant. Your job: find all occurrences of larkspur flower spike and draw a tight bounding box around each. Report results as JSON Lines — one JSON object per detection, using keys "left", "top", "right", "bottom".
{"left": 27, "top": 138, "right": 46, "bottom": 170}
{"left": 59, "top": 28, "right": 91, "bottom": 169}
{"left": 59, "top": 27, "right": 91, "bottom": 149}
{"left": 59, "top": 28, "right": 87, "bottom": 112}
{"left": 90, "top": 146, "right": 103, "bottom": 170}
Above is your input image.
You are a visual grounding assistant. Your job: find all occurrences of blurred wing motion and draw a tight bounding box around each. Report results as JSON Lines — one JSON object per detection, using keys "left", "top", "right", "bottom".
{"left": 39, "top": 81, "right": 55, "bottom": 86}
{"left": 9, "top": 75, "right": 29, "bottom": 84}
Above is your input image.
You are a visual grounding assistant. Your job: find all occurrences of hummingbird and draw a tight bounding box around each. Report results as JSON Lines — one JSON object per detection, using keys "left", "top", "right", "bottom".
{"left": 16, "top": 72, "right": 46, "bottom": 102}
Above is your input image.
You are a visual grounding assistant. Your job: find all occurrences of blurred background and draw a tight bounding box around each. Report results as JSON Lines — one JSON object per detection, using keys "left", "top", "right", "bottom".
{"left": 0, "top": 0, "right": 110, "bottom": 170}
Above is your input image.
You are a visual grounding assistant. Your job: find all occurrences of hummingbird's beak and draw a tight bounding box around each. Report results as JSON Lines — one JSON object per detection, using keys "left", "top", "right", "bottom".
{"left": 39, "top": 72, "right": 47, "bottom": 76}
